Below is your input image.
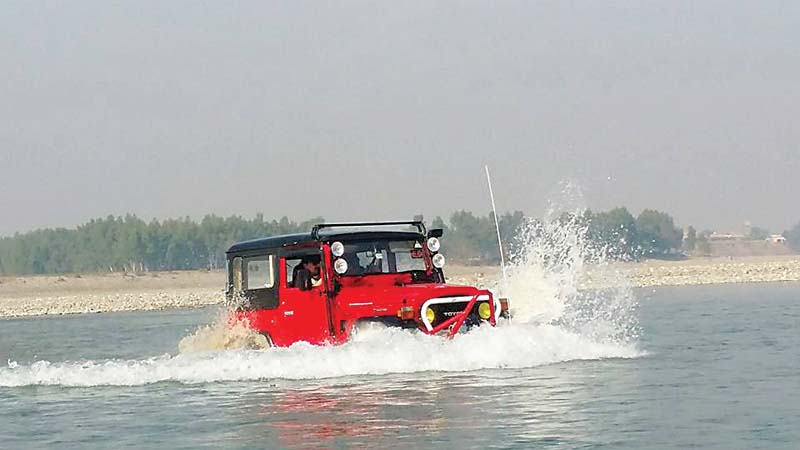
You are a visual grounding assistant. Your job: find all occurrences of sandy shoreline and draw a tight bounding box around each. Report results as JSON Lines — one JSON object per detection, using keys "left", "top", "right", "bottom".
{"left": 0, "top": 271, "right": 224, "bottom": 318}
{"left": 616, "top": 256, "right": 800, "bottom": 288}
{"left": 2, "top": 256, "right": 799, "bottom": 318}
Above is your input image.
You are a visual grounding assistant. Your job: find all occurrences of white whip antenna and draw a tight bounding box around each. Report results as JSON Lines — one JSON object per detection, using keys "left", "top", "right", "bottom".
{"left": 485, "top": 165, "right": 508, "bottom": 290}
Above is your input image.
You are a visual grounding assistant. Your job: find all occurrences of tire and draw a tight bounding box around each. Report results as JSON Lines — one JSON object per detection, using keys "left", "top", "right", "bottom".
{"left": 251, "top": 332, "right": 273, "bottom": 349}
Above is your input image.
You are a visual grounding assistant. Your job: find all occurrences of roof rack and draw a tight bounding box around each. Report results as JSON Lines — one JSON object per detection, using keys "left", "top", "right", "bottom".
{"left": 311, "top": 221, "right": 426, "bottom": 239}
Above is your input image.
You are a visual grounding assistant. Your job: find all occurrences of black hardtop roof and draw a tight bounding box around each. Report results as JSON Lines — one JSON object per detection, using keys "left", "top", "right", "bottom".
{"left": 226, "top": 231, "right": 424, "bottom": 254}
{"left": 227, "top": 233, "right": 314, "bottom": 254}
{"left": 226, "top": 222, "right": 427, "bottom": 254}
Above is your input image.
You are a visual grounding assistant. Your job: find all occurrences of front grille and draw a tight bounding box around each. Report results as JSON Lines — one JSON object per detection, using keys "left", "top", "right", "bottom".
{"left": 428, "top": 301, "right": 489, "bottom": 328}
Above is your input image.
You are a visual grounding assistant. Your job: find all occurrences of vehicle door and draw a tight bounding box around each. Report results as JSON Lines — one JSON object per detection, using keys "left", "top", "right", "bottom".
{"left": 235, "top": 253, "right": 282, "bottom": 341}
{"left": 278, "top": 252, "right": 332, "bottom": 344}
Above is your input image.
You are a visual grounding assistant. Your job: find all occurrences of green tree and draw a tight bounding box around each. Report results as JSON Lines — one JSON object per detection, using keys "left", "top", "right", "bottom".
{"left": 431, "top": 216, "right": 447, "bottom": 231}
{"left": 446, "top": 210, "right": 487, "bottom": 263}
{"left": 747, "top": 226, "right": 770, "bottom": 241}
{"left": 635, "top": 209, "right": 683, "bottom": 257}
{"left": 586, "top": 207, "right": 638, "bottom": 260}
{"left": 497, "top": 211, "right": 526, "bottom": 258}
{"left": 784, "top": 222, "right": 800, "bottom": 252}
{"left": 684, "top": 226, "right": 697, "bottom": 252}
{"left": 695, "top": 233, "right": 712, "bottom": 256}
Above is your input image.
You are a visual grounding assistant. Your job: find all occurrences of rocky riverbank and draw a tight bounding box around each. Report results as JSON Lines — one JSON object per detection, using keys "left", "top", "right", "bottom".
{"left": 2, "top": 256, "right": 800, "bottom": 318}
{"left": 0, "top": 271, "right": 224, "bottom": 318}
{"left": 0, "top": 289, "right": 221, "bottom": 317}
{"left": 444, "top": 256, "right": 800, "bottom": 291}
{"left": 623, "top": 257, "right": 800, "bottom": 288}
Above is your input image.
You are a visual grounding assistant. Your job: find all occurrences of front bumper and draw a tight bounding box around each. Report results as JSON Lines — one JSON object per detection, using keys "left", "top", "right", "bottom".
{"left": 418, "top": 290, "right": 499, "bottom": 338}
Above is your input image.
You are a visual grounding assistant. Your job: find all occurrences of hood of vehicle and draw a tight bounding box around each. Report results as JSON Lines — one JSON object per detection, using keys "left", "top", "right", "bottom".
{"left": 335, "top": 283, "right": 483, "bottom": 309}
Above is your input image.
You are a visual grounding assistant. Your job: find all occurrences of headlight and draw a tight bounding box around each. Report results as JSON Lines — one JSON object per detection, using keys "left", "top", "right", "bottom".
{"left": 425, "top": 307, "right": 436, "bottom": 323}
{"left": 477, "top": 302, "right": 492, "bottom": 320}
{"left": 432, "top": 253, "right": 446, "bottom": 269}
{"left": 426, "top": 237, "right": 441, "bottom": 252}
{"left": 331, "top": 241, "right": 345, "bottom": 257}
{"left": 334, "top": 258, "right": 348, "bottom": 274}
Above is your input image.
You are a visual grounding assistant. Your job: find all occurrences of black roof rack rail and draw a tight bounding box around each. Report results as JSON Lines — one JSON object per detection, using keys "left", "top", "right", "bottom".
{"left": 311, "top": 221, "right": 426, "bottom": 239}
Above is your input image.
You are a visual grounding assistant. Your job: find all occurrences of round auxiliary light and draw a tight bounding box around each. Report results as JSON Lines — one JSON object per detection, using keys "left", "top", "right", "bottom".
{"left": 331, "top": 241, "right": 345, "bottom": 258}
{"left": 425, "top": 307, "right": 436, "bottom": 324}
{"left": 426, "top": 237, "right": 441, "bottom": 253}
{"left": 334, "top": 258, "right": 348, "bottom": 274}
{"left": 477, "top": 302, "right": 492, "bottom": 320}
{"left": 432, "top": 253, "right": 446, "bottom": 269}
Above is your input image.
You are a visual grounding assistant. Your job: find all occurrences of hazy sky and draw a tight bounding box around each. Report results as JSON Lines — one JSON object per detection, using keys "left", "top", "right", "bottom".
{"left": 1, "top": 1, "right": 798, "bottom": 236}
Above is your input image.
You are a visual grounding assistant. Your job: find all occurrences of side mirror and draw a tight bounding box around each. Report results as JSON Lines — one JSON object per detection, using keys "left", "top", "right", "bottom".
{"left": 294, "top": 269, "right": 312, "bottom": 291}
{"left": 428, "top": 228, "right": 443, "bottom": 238}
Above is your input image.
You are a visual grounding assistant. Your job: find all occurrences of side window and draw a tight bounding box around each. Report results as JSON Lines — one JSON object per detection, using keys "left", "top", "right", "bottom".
{"left": 285, "top": 258, "right": 303, "bottom": 287}
{"left": 245, "top": 255, "right": 274, "bottom": 290}
{"left": 232, "top": 257, "right": 243, "bottom": 292}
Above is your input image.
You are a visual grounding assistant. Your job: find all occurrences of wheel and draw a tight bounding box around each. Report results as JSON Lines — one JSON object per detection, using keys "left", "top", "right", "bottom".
{"left": 249, "top": 332, "right": 273, "bottom": 349}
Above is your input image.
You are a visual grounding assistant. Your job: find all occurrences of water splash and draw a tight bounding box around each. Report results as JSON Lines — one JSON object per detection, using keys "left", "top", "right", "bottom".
{"left": 0, "top": 323, "right": 641, "bottom": 387}
{"left": 505, "top": 180, "right": 639, "bottom": 344}
{"left": 178, "top": 311, "right": 269, "bottom": 353}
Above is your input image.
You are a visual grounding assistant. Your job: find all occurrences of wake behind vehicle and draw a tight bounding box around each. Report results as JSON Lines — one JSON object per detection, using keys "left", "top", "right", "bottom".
{"left": 225, "top": 221, "right": 509, "bottom": 347}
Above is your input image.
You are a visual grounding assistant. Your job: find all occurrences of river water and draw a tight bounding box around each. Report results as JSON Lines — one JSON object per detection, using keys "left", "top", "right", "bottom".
{"left": 1, "top": 282, "right": 799, "bottom": 449}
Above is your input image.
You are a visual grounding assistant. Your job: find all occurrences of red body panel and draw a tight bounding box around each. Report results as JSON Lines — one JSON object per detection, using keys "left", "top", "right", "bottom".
{"left": 236, "top": 257, "right": 333, "bottom": 346}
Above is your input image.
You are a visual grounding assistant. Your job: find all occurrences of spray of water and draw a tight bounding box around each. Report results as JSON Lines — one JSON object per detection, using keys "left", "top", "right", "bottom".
{"left": 1, "top": 184, "right": 641, "bottom": 387}
{"left": 505, "top": 181, "right": 639, "bottom": 344}
{"left": 177, "top": 313, "right": 270, "bottom": 353}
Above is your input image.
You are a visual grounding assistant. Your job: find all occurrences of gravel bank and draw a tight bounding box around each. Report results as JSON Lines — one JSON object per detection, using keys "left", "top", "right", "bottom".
{"left": 446, "top": 257, "right": 800, "bottom": 291}
{"left": 2, "top": 257, "right": 799, "bottom": 318}
{"left": 0, "top": 288, "right": 222, "bottom": 318}
{"left": 0, "top": 271, "right": 224, "bottom": 318}
{"left": 624, "top": 259, "right": 800, "bottom": 287}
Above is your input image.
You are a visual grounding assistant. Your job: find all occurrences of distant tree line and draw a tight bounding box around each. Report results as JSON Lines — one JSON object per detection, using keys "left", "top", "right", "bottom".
{"left": 0, "top": 214, "right": 322, "bottom": 276}
{"left": 0, "top": 207, "right": 700, "bottom": 276}
{"left": 424, "top": 211, "right": 527, "bottom": 265}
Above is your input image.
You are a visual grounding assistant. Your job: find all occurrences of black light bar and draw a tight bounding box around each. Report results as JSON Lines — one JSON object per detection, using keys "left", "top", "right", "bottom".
{"left": 311, "top": 221, "right": 426, "bottom": 239}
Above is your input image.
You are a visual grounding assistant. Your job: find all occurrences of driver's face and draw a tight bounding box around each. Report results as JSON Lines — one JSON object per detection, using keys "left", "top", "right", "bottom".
{"left": 304, "top": 261, "right": 320, "bottom": 275}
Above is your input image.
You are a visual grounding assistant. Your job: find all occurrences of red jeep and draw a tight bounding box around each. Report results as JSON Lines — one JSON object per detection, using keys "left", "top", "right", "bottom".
{"left": 225, "top": 221, "right": 508, "bottom": 347}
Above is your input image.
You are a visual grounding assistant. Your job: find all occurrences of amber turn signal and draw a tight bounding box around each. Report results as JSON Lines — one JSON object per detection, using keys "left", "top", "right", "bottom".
{"left": 398, "top": 306, "right": 414, "bottom": 320}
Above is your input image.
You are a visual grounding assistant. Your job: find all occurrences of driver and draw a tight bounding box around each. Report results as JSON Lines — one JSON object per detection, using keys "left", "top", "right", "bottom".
{"left": 364, "top": 253, "right": 383, "bottom": 273}
{"left": 301, "top": 255, "right": 323, "bottom": 287}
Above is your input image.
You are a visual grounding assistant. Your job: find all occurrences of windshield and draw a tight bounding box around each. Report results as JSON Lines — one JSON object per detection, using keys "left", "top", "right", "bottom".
{"left": 338, "top": 240, "right": 428, "bottom": 275}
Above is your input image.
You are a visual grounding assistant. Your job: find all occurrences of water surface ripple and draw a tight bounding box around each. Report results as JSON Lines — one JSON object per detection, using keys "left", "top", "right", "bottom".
{"left": 1, "top": 283, "right": 799, "bottom": 449}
